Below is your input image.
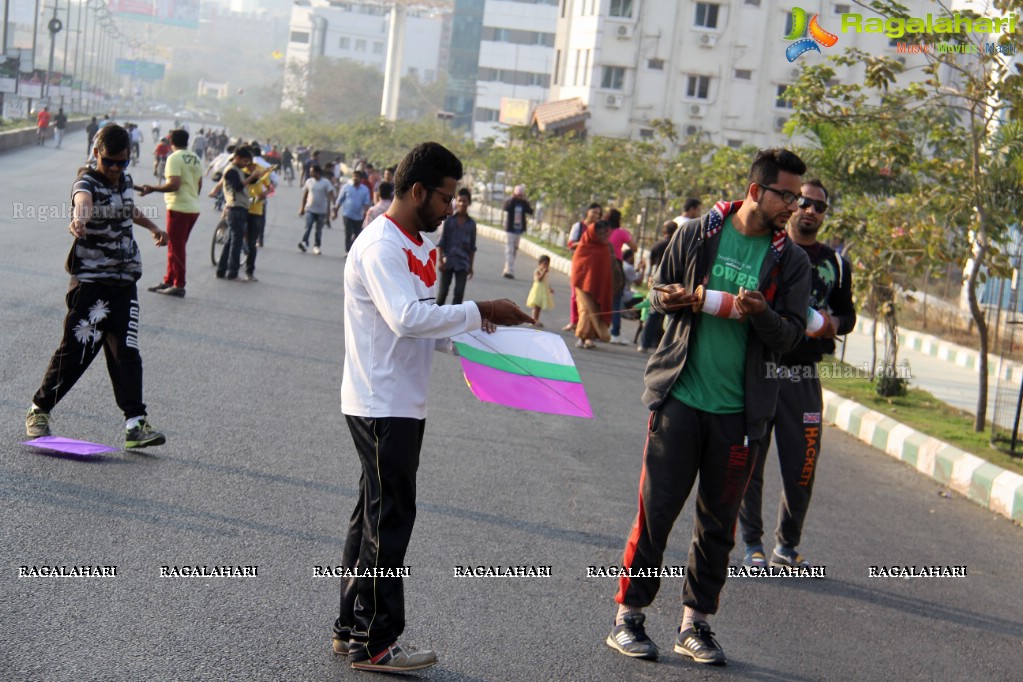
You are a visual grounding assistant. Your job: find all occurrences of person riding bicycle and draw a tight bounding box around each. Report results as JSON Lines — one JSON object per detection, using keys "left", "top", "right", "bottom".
{"left": 153, "top": 137, "right": 171, "bottom": 181}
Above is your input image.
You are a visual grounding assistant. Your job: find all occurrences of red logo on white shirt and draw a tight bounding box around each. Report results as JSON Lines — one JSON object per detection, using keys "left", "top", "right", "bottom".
{"left": 404, "top": 248, "right": 437, "bottom": 287}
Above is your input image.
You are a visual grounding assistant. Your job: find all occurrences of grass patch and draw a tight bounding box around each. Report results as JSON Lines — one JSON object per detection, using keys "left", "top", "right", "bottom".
{"left": 821, "top": 356, "right": 1023, "bottom": 475}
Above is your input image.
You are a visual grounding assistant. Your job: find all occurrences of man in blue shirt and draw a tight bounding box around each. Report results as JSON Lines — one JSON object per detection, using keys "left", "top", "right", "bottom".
{"left": 334, "top": 170, "right": 372, "bottom": 253}
{"left": 436, "top": 188, "right": 477, "bottom": 305}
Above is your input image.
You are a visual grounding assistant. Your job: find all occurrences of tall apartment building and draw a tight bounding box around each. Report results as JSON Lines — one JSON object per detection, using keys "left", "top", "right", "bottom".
{"left": 285, "top": 0, "right": 450, "bottom": 111}
{"left": 444, "top": 0, "right": 558, "bottom": 140}
{"left": 550, "top": 0, "right": 935, "bottom": 146}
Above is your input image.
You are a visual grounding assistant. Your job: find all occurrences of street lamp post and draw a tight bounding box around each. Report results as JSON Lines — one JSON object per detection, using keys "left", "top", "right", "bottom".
{"left": 44, "top": 4, "right": 64, "bottom": 102}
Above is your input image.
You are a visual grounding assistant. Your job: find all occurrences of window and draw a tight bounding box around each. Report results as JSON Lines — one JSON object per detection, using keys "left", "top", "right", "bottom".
{"left": 601, "top": 66, "right": 625, "bottom": 90}
{"left": 639, "top": 128, "right": 654, "bottom": 139}
{"left": 647, "top": 58, "right": 665, "bottom": 70}
{"left": 744, "top": 0, "right": 761, "bottom": 6}
{"left": 834, "top": 3, "right": 850, "bottom": 13}
{"left": 554, "top": 49, "right": 561, "bottom": 85}
{"left": 694, "top": 3, "right": 720, "bottom": 29}
{"left": 560, "top": 0, "right": 566, "bottom": 19}
{"left": 355, "top": 39, "right": 366, "bottom": 52}
{"left": 686, "top": 74, "right": 710, "bottom": 99}
{"left": 582, "top": 50, "right": 590, "bottom": 86}
{"left": 775, "top": 84, "right": 793, "bottom": 109}
{"left": 727, "top": 139, "right": 743, "bottom": 148}
{"left": 339, "top": 36, "right": 350, "bottom": 49}
{"left": 475, "top": 108, "right": 499, "bottom": 122}
{"left": 609, "top": 0, "right": 633, "bottom": 18}
{"left": 574, "top": 49, "right": 582, "bottom": 85}
{"left": 734, "top": 68, "right": 752, "bottom": 79}
{"left": 373, "top": 41, "right": 384, "bottom": 55}
{"left": 290, "top": 31, "right": 310, "bottom": 44}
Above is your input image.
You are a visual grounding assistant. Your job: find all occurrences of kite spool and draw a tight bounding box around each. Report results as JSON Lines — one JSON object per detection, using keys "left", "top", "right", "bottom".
{"left": 696, "top": 285, "right": 743, "bottom": 320}
{"left": 806, "top": 308, "right": 832, "bottom": 338}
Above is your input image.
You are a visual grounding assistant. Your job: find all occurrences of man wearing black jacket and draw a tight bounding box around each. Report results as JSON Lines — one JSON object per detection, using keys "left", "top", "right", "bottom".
{"left": 739, "top": 178, "right": 856, "bottom": 570}
{"left": 606, "top": 149, "right": 810, "bottom": 666}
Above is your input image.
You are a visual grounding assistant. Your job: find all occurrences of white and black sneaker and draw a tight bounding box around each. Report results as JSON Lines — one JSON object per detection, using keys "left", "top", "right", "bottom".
{"left": 674, "top": 621, "right": 726, "bottom": 665}
{"left": 606, "top": 612, "right": 659, "bottom": 660}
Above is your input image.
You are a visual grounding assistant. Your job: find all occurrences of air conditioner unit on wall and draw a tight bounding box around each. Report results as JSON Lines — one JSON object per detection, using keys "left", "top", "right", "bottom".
{"left": 616, "top": 24, "right": 634, "bottom": 39}
{"left": 684, "top": 125, "right": 700, "bottom": 136}
{"left": 606, "top": 94, "right": 624, "bottom": 108}
{"left": 789, "top": 68, "right": 802, "bottom": 79}
{"left": 699, "top": 33, "right": 719, "bottom": 48}
{"left": 689, "top": 104, "right": 707, "bottom": 118}
{"left": 776, "top": 116, "right": 789, "bottom": 130}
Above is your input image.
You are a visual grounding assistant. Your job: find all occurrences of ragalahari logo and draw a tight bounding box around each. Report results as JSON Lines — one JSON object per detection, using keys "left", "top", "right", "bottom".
{"left": 785, "top": 8, "right": 839, "bottom": 62}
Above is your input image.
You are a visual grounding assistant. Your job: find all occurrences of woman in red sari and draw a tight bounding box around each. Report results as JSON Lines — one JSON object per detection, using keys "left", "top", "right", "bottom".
{"left": 571, "top": 220, "right": 614, "bottom": 348}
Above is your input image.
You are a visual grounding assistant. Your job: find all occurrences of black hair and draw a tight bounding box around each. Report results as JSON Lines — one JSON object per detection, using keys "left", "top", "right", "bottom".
{"left": 538, "top": 254, "right": 551, "bottom": 264}
{"left": 683, "top": 198, "right": 702, "bottom": 212}
{"left": 169, "top": 129, "right": 189, "bottom": 148}
{"left": 456, "top": 187, "right": 472, "bottom": 201}
{"left": 662, "top": 219, "right": 679, "bottom": 236}
{"left": 378, "top": 181, "right": 395, "bottom": 200}
{"left": 606, "top": 208, "right": 622, "bottom": 228}
{"left": 803, "top": 177, "right": 829, "bottom": 203}
{"left": 234, "top": 147, "right": 253, "bottom": 160}
{"left": 587, "top": 202, "right": 602, "bottom": 211}
{"left": 310, "top": 164, "right": 322, "bottom": 174}
{"left": 393, "top": 142, "right": 463, "bottom": 198}
{"left": 93, "top": 124, "right": 130, "bottom": 155}
{"left": 748, "top": 148, "right": 806, "bottom": 187}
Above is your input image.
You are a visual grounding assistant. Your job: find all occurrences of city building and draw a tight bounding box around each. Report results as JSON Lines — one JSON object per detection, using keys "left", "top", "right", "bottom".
{"left": 444, "top": 0, "right": 558, "bottom": 141}
{"left": 548, "top": 0, "right": 937, "bottom": 146}
{"left": 284, "top": 0, "right": 450, "bottom": 112}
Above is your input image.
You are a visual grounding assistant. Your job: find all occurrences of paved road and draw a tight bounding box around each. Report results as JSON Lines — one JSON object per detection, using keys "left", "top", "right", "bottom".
{"left": 1, "top": 131, "right": 1021, "bottom": 681}
{"left": 837, "top": 327, "right": 1007, "bottom": 429}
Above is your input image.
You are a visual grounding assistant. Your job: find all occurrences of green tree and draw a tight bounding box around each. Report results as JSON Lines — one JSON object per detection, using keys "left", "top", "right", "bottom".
{"left": 787, "top": 0, "right": 1023, "bottom": 420}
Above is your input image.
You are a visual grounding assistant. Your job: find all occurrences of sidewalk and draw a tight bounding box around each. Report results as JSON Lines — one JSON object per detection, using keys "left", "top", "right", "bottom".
{"left": 474, "top": 225, "right": 1023, "bottom": 524}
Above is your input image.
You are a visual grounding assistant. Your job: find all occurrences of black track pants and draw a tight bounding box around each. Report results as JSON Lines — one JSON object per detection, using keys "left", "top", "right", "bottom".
{"left": 333, "top": 415, "right": 425, "bottom": 657}
{"left": 739, "top": 372, "right": 823, "bottom": 549}
{"left": 615, "top": 397, "right": 759, "bottom": 615}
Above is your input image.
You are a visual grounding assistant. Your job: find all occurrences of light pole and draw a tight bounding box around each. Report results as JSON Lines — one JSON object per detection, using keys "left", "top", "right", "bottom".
{"left": 44, "top": 3, "right": 64, "bottom": 102}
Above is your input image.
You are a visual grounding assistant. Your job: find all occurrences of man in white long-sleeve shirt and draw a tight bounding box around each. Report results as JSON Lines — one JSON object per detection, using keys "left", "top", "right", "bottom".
{"left": 332, "top": 142, "right": 533, "bottom": 674}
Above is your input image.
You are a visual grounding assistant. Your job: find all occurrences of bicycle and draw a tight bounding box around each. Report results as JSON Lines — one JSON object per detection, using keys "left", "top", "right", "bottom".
{"left": 210, "top": 209, "right": 229, "bottom": 266}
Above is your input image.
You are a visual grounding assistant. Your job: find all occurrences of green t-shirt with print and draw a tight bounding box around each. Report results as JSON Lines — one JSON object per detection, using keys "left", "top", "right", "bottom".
{"left": 671, "top": 217, "right": 771, "bottom": 413}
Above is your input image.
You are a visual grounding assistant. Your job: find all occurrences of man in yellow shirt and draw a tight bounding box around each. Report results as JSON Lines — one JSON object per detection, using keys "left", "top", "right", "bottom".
{"left": 139, "top": 129, "right": 203, "bottom": 298}
{"left": 243, "top": 148, "right": 273, "bottom": 281}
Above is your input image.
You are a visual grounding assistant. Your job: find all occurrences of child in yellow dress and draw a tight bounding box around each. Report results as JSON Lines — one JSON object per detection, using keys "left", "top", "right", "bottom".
{"left": 526, "top": 254, "right": 554, "bottom": 327}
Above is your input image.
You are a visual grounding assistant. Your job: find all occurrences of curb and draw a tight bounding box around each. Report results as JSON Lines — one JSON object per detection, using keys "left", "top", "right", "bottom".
{"left": 852, "top": 317, "right": 1023, "bottom": 384}
{"left": 472, "top": 226, "right": 1023, "bottom": 525}
{"left": 823, "top": 389, "right": 1023, "bottom": 524}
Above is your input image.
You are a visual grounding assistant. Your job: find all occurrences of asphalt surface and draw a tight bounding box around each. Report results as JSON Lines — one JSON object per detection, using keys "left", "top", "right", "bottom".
{"left": 2, "top": 131, "right": 1022, "bottom": 681}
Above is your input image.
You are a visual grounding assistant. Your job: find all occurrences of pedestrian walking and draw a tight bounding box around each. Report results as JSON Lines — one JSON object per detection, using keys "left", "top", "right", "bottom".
{"left": 436, "top": 188, "right": 476, "bottom": 305}
{"left": 501, "top": 185, "right": 533, "bottom": 278}
{"left": 299, "top": 165, "right": 335, "bottom": 255}
{"left": 138, "top": 129, "right": 203, "bottom": 298}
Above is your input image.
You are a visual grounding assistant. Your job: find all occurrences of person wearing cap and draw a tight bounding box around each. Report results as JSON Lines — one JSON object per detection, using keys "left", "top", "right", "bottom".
{"left": 501, "top": 185, "right": 533, "bottom": 279}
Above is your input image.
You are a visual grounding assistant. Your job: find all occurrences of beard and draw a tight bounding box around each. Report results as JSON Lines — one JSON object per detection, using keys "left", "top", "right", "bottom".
{"left": 416, "top": 198, "right": 445, "bottom": 232}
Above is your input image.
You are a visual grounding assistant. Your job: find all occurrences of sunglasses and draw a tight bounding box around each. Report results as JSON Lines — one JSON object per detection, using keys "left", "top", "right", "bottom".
{"left": 797, "top": 196, "right": 829, "bottom": 213}
{"left": 100, "top": 156, "right": 131, "bottom": 168}
{"left": 759, "top": 185, "right": 801, "bottom": 205}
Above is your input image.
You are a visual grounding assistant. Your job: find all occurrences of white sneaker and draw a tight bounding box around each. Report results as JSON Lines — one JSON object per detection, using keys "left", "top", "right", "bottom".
{"left": 610, "top": 335, "right": 626, "bottom": 345}
{"left": 312, "top": 246, "right": 321, "bottom": 255}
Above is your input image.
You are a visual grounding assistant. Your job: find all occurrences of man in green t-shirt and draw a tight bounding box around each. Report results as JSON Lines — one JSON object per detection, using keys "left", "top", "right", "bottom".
{"left": 138, "top": 129, "right": 203, "bottom": 298}
{"left": 605, "top": 149, "right": 811, "bottom": 667}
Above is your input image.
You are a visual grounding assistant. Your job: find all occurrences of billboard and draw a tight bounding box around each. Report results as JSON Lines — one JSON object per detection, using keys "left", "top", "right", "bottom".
{"left": 499, "top": 97, "right": 531, "bottom": 126}
{"left": 108, "top": 0, "right": 201, "bottom": 29}
{"left": 115, "top": 59, "right": 167, "bottom": 80}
